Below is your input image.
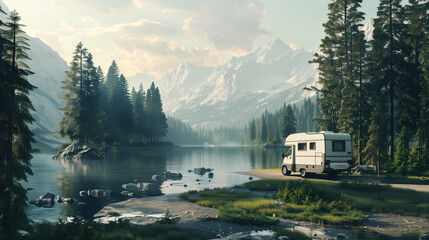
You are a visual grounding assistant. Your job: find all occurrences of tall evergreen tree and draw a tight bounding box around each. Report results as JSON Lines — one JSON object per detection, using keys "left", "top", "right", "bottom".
{"left": 0, "top": 10, "right": 35, "bottom": 236}
{"left": 371, "top": 0, "right": 403, "bottom": 164}
{"left": 57, "top": 43, "right": 102, "bottom": 145}
{"left": 249, "top": 119, "right": 256, "bottom": 143}
{"left": 392, "top": 126, "right": 411, "bottom": 175}
{"left": 282, "top": 105, "right": 297, "bottom": 139}
{"left": 104, "top": 61, "right": 134, "bottom": 144}
{"left": 261, "top": 111, "right": 268, "bottom": 142}
{"left": 56, "top": 43, "right": 85, "bottom": 142}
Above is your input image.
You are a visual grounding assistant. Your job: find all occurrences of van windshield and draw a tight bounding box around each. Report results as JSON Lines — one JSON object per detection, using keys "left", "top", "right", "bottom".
{"left": 285, "top": 148, "right": 292, "bottom": 157}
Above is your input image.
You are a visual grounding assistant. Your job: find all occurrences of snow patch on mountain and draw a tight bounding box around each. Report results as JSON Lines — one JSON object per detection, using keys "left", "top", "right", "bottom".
{"left": 155, "top": 39, "right": 319, "bottom": 128}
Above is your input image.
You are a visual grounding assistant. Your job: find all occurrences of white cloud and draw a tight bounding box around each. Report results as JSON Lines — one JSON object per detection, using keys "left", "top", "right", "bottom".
{"left": 134, "top": 0, "right": 268, "bottom": 55}
{"left": 81, "top": 16, "right": 100, "bottom": 26}
{"left": 112, "top": 36, "right": 220, "bottom": 78}
{"left": 26, "top": 29, "right": 80, "bottom": 63}
{"left": 85, "top": 19, "right": 179, "bottom": 37}
{"left": 53, "top": 0, "right": 133, "bottom": 14}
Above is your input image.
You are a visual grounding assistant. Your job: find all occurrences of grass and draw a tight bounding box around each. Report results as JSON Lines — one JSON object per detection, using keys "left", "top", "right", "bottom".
{"left": 24, "top": 221, "right": 203, "bottom": 240}
{"left": 180, "top": 189, "right": 279, "bottom": 226}
{"left": 245, "top": 179, "right": 429, "bottom": 218}
{"left": 180, "top": 185, "right": 367, "bottom": 226}
{"left": 181, "top": 178, "right": 429, "bottom": 228}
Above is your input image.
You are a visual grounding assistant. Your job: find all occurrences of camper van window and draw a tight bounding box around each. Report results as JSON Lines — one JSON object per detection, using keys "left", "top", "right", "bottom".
{"left": 310, "top": 142, "right": 316, "bottom": 150}
{"left": 298, "top": 143, "right": 307, "bottom": 151}
{"left": 285, "top": 148, "right": 292, "bottom": 157}
{"left": 332, "top": 140, "right": 345, "bottom": 152}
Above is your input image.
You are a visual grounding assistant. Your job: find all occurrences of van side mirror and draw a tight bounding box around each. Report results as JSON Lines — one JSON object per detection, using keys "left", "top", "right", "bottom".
{"left": 281, "top": 152, "right": 285, "bottom": 158}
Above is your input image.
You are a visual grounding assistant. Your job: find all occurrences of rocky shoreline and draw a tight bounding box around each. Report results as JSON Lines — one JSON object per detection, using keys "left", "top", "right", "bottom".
{"left": 53, "top": 144, "right": 104, "bottom": 161}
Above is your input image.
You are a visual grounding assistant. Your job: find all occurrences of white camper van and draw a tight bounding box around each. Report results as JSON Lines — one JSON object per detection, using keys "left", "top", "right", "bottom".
{"left": 281, "top": 132, "right": 352, "bottom": 177}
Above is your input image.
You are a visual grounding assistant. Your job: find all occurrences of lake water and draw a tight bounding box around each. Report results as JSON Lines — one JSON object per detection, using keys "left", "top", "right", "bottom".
{"left": 24, "top": 146, "right": 282, "bottom": 222}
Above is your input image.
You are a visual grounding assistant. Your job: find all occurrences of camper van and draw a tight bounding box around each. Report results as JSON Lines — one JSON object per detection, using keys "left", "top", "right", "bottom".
{"left": 281, "top": 132, "right": 352, "bottom": 177}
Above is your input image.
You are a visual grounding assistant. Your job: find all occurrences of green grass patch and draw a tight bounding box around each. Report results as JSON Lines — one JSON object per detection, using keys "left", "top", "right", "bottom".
{"left": 26, "top": 221, "right": 203, "bottom": 240}
{"left": 247, "top": 179, "right": 429, "bottom": 218}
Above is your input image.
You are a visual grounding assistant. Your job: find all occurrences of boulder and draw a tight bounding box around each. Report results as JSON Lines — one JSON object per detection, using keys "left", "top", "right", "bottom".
{"left": 193, "top": 167, "right": 213, "bottom": 176}
{"left": 79, "top": 191, "right": 88, "bottom": 197}
{"left": 120, "top": 191, "right": 130, "bottom": 196}
{"left": 122, "top": 183, "right": 138, "bottom": 191}
{"left": 152, "top": 175, "right": 162, "bottom": 182}
{"left": 137, "top": 182, "right": 152, "bottom": 191}
{"left": 54, "top": 143, "right": 104, "bottom": 161}
{"left": 164, "top": 171, "right": 182, "bottom": 180}
{"left": 56, "top": 195, "right": 63, "bottom": 203}
{"left": 39, "top": 192, "right": 55, "bottom": 200}
{"left": 63, "top": 198, "right": 74, "bottom": 205}
{"left": 352, "top": 165, "right": 377, "bottom": 175}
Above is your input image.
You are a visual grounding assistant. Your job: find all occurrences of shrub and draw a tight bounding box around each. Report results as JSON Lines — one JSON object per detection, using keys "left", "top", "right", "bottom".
{"left": 218, "top": 205, "right": 279, "bottom": 226}
{"left": 276, "top": 181, "right": 339, "bottom": 205}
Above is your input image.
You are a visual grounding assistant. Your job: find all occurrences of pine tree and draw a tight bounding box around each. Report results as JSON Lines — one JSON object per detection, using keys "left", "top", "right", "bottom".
{"left": 82, "top": 53, "right": 103, "bottom": 145}
{"left": 363, "top": 101, "right": 388, "bottom": 176}
{"left": 0, "top": 10, "right": 35, "bottom": 236}
{"left": 56, "top": 43, "right": 103, "bottom": 145}
{"left": 104, "top": 62, "right": 134, "bottom": 144}
{"left": 371, "top": 0, "right": 403, "bottom": 164}
{"left": 410, "top": 11, "right": 429, "bottom": 172}
{"left": 56, "top": 43, "right": 85, "bottom": 142}
{"left": 282, "top": 105, "right": 297, "bottom": 139}
{"left": 261, "top": 112, "right": 268, "bottom": 142}
{"left": 392, "top": 126, "right": 411, "bottom": 175}
{"left": 249, "top": 119, "right": 256, "bottom": 143}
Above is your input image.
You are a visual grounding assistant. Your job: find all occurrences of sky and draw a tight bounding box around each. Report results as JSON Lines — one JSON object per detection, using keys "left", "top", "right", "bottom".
{"left": 2, "top": 0, "right": 380, "bottom": 79}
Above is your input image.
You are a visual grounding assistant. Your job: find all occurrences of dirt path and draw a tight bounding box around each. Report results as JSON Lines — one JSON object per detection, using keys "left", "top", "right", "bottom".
{"left": 241, "top": 170, "right": 429, "bottom": 192}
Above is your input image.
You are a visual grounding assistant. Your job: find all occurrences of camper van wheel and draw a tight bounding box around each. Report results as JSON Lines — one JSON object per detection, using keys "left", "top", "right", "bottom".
{"left": 300, "top": 169, "right": 307, "bottom": 178}
{"left": 282, "top": 166, "right": 291, "bottom": 176}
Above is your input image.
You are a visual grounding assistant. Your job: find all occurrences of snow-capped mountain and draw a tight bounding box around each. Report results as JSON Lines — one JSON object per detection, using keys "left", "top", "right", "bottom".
{"left": 157, "top": 39, "right": 319, "bottom": 128}
{"left": 1, "top": 1, "right": 67, "bottom": 150}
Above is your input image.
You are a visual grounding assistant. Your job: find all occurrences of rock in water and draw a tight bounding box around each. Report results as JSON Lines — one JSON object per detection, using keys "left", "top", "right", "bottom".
{"left": 193, "top": 167, "right": 213, "bottom": 175}
{"left": 53, "top": 143, "right": 104, "bottom": 160}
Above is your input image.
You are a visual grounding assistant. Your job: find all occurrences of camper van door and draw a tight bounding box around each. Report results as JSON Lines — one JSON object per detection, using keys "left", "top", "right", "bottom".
{"left": 292, "top": 145, "right": 296, "bottom": 172}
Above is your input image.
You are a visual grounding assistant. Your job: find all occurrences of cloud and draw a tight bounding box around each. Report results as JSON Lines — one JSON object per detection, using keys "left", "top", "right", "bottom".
{"left": 85, "top": 19, "right": 179, "bottom": 37}
{"left": 26, "top": 29, "right": 80, "bottom": 63}
{"left": 53, "top": 0, "right": 133, "bottom": 14}
{"left": 81, "top": 16, "right": 100, "bottom": 26}
{"left": 134, "top": 0, "right": 268, "bottom": 55}
{"left": 112, "top": 36, "right": 221, "bottom": 78}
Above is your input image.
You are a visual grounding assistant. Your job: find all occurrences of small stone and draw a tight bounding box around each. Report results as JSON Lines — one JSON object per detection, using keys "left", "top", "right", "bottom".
{"left": 184, "top": 184, "right": 188, "bottom": 187}
{"left": 248, "top": 177, "right": 253, "bottom": 180}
